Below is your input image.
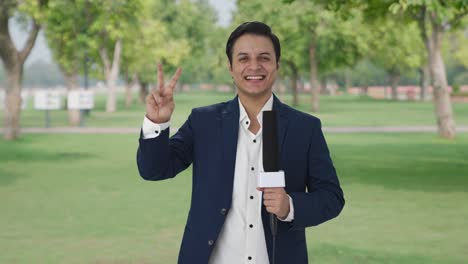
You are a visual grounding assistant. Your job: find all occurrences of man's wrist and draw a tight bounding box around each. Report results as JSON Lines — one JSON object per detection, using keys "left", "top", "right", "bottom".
{"left": 278, "top": 195, "right": 294, "bottom": 222}
{"left": 145, "top": 114, "right": 170, "bottom": 124}
{"left": 142, "top": 116, "right": 170, "bottom": 139}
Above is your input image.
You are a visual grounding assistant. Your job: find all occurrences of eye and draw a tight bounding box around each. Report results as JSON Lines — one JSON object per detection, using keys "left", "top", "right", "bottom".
{"left": 260, "top": 56, "right": 270, "bottom": 62}
{"left": 239, "top": 57, "right": 248, "bottom": 62}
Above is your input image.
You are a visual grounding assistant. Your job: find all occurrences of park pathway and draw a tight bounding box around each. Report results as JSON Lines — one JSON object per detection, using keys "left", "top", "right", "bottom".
{"left": 3, "top": 125, "right": 468, "bottom": 134}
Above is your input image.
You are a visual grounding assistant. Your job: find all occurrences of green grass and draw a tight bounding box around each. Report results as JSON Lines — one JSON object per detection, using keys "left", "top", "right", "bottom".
{"left": 3, "top": 90, "right": 468, "bottom": 128}
{"left": 1, "top": 133, "right": 467, "bottom": 263}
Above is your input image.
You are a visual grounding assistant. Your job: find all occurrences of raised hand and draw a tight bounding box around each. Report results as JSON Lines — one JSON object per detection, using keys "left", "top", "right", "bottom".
{"left": 145, "top": 64, "right": 182, "bottom": 123}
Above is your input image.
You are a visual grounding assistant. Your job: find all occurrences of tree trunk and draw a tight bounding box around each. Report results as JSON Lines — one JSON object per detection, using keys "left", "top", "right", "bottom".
{"left": 362, "top": 85, "right": 369, "bottom": 96}
{"left": 309, "top": 36, "right": 320, "bottom": 112}
{"left": 124, "top": 72, "right": 136, "bottom": 109}
{"left": 419, "top": 64, "right": 430, "bottom": 101}
{"left": 344, "top": 69, "right": 351, "bottom": 94}
{"left": 286, "top": 60, "right": 299, "bottom": 107}
{"left": 140, "top": 81, "right": 148, "bottom": 104}
{"left": 428, "top": 29, "right": 456, "bottom": 138}
{"left": 4, "top": 64, "right": 23, "bottom": 140}
{"left": 418, "top": 10, "right": 456, "bottom": 138}
{"left": 320, "top": 76, "right": 327, "bottom": 95}
{"left": 63, "top": 71, "right": 80, "bottom": 126}
{"left": 291, "top": 68, "right": 299, "bottom": 107}
{"left": 389, "top": 70, "right": 400, "bottom": 101}
{"left": 100, "top": 39, "right": 122, "bottom": 113}
{"left": 329, "top": 77, "right": 337, "bottom": 96}
{"left": 0, "top": 12, "right": 41, "bottom": 140}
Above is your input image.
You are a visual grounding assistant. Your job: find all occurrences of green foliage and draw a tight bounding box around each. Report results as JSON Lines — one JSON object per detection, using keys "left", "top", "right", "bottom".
{"left": 234, "top": 0, "right": 367, "bottom": 84}
{"left": 156, "top": 0, "right": 228, "bottom": 84}
{"left": 389, "top": 0, "right": 468, "bottom": 28}
{"left": 45, "top": 0, "right": 90, "bottom": 75}
{"left": 367, "top": 19, "right": 424, "bottom": 75}
{"left": 120, "top": 0, "right": 190, "bottom": 84}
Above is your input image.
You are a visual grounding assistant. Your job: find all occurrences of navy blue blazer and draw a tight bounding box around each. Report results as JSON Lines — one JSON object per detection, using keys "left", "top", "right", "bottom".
{"left": 137, "top": 95, "right": 345, "bottom": 264}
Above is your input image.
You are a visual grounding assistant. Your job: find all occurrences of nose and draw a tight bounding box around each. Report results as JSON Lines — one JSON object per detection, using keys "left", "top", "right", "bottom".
{"left": 249, "top": 59, "right": 261, "bottom": 70}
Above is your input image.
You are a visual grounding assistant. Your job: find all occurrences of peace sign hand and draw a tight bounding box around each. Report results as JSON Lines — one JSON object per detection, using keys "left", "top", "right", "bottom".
{"left": 145, "top": 64, "right": 182, "bottom": 123}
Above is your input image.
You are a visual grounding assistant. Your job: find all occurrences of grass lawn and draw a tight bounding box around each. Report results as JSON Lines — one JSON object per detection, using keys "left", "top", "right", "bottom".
{"left": 3, "top": 90, "right": 468, "bottom": 128}
{"left": 1, "top": 133, "right": 467, "bottom": 263}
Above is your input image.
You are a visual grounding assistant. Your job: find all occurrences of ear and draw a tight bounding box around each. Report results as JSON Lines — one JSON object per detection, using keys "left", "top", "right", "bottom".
{"left": 227, "top": 61, "right": 233, "bottom": 75}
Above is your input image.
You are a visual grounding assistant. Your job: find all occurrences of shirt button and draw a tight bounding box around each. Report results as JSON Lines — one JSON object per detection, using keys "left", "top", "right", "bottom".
{"left": 253, "top": 139, "right": 256, "bottom": 143}
{"left": 246, "top": 121, "right": 249, "bottom": 125}
{"left": 248, "top": 256, "right": 252, "bottom": 260}
{"left": 251, "top": 167, "right": 254, "bottom": 171}
{"left": 220, "top": 208, "right": 227, "bottom": 215}
{"left": 155, "top": 130, "right": 159, "bottom": 134}
{"left": 208, "top": 240, "right": 214, "bottom": 246}
{"left": 249, "top": 224, "right": 253, "bottom": 228}
{"left": 250, "top": 195, "right": 254, "bottom": 200}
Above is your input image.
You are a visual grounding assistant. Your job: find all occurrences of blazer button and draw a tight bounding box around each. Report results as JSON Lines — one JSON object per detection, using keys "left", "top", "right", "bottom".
{"left": 208, "top": 240, "right": 214, "bottom": 246}
{"left": 220, "top": 208, "right": 227, "bottom": 215}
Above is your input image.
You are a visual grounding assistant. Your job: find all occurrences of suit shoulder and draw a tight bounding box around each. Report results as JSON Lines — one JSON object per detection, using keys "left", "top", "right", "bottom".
{"left": 281, "top": 103, "right": 321, "bottom": 126}
{"left": 191, "top": 101, "right": 227, "bottom": 115}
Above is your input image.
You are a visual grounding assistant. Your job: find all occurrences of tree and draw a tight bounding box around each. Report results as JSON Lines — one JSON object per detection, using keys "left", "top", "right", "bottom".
{"left": 168, "top": 0, "right": 220, "bottom": 86}
{"left": 322, "top": 0, "right": 467, "bottom": 138}
{"left": 45, "top": 0, "right": 92, "bottom": 125}
{"left": 120, "top": 0, "right": 189, "bottom": 104}
{"left": 86, "top": 0, "right": 141, "bottom": 113}
{"left": 235, "top": 0, "right": 365, "bottom": 112}
{"left": 366, "top": 19, "right": 423, "bottom": 100}
{"left": 389, "top": 0, "right": 467, "bottom": 138}
{"left": 0, "top": 0, "right": 48, "bottom": 140}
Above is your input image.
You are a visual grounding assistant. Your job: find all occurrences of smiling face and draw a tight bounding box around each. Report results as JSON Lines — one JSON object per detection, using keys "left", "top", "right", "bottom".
{"left": 229, "top": 34, "right": 279, "bottom": 100}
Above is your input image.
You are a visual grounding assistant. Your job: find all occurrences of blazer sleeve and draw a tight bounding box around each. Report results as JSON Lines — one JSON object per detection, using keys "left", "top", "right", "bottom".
{"left": 136, "top": 112, "right": 194, "bottom": 181}
{"left": 289, "top": 119, "right": 345, "bottom": 229}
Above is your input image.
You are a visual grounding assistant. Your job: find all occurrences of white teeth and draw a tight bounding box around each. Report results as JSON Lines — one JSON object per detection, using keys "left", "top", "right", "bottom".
{"left": 245, "top": 76, "right": 264, "bottom": 80}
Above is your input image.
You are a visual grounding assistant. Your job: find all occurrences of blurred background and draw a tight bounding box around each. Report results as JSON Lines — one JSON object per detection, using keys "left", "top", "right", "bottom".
{"left": 1, "top": 0, "right": 467, "bottom": 263}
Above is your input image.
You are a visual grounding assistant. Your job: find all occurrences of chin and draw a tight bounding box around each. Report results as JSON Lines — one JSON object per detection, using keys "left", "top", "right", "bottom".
{"left": 240, "top": 88, "right": 271, "bottom": 97}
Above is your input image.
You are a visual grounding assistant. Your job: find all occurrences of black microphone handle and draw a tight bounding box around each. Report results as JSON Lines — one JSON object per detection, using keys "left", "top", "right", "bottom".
{"left": 263, "top": 111, "right": 279, "bottom": 264}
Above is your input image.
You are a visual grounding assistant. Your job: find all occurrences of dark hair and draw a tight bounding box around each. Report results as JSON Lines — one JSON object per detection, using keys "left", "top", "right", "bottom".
{"left": 226, "top": 21, "right": 281, "bottom": 66}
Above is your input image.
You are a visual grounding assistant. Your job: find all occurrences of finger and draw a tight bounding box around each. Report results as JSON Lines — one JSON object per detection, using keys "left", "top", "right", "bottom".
{"left": 167, "top": 67, "right": 182, "bottom": 91}
{"left": 263, "top": 200, "right": 277, "bottom": 207}
{"left": 158, "top": 63, "right": 164, "bottom": 91}
{"left": 151, "top": 91, "right": 162, "bottom": 105}
{"left": 265, "top": 206, "right": 277, "bottom": 214}
{"left": 256, "top": 187, "right": 264, "bottom": 192}
{"left": 146, "top": 94, "right": 156, "bottom": 106}
{"left": 263, "top": 188, "right": 282, "bottom": 194}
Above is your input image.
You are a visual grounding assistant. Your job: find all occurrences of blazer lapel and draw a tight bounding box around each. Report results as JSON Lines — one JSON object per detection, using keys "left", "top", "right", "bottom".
{"left": 220, "top": 97, "right": 240, "bottom": 207}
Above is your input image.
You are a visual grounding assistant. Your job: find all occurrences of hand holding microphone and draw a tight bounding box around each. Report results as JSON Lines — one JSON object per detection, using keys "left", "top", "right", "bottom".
{"left": 258, "top": 110, "right": 289, "bottom": 219}
{"left": 260, "top": 110, "right": 287, "bottom": 264}
{"left": 257, "top": 187, "right": 290, "bottom": 220}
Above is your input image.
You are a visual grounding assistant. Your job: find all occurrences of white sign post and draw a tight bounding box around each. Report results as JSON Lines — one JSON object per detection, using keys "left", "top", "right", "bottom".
{"left": 68, "top": 90, "right": 94, "bottom": 127}
{"left": 68, "top": 90, "right": 94, "bottom": 110}
{"left": 34, "top": 90, "right": 62, "bottom": 128}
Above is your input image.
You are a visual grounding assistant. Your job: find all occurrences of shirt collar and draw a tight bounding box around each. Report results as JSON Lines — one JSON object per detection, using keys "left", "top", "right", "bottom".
{"left": 238, "top": 94, "right": 274, "bottom": 126}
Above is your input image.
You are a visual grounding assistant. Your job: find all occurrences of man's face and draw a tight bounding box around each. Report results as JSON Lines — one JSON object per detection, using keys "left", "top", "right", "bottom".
{"left": 229, "top": 34, "right": 278, "bottom": 99}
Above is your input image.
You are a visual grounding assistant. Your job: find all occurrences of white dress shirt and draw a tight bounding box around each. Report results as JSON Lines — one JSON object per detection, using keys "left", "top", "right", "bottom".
{"left": 142, "top": 95, "right": 294, "bottom": 264}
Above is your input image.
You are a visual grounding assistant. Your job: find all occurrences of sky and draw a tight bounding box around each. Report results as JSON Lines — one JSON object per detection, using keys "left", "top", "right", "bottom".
{"left": 10, "top": 0, "right": 236, "bottom": 66}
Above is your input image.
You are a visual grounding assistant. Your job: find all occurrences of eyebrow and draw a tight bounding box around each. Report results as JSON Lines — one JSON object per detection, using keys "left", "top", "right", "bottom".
{"left": 236, "top": 52, "right": 272, "bottom": 57}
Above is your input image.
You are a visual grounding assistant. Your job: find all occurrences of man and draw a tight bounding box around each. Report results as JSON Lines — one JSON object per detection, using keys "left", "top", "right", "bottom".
{"left": 137, "top": 21, "right": 344, "bottom": 264}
